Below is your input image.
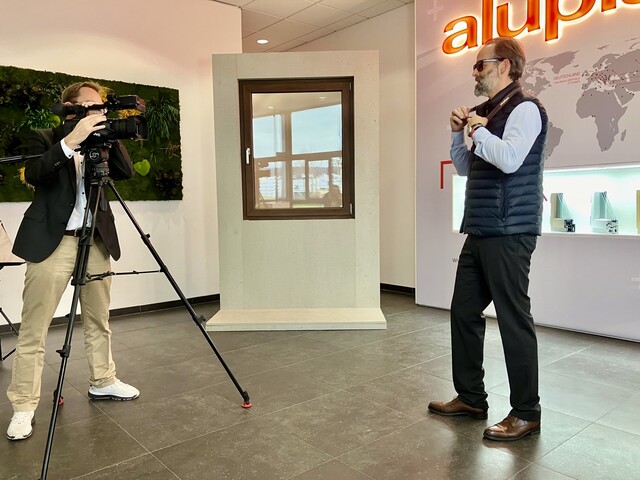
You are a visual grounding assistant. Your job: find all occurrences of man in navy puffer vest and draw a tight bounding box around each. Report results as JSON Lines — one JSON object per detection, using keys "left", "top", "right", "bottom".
{"left": 428, "top": 37, "right": 547, "bottom": 442}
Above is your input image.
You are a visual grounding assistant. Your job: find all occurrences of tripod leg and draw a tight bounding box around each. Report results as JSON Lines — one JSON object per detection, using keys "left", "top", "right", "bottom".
{"left": 40, "top": 183, "right": 101, "bottom": 480}
{"left": 40, "top": 283, "right": 85, "bottom": 479}
{"left": 106, "top": 181, "right": 252, "bottom": 408}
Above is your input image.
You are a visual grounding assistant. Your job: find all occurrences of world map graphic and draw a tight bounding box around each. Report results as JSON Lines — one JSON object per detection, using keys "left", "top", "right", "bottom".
{"left": 522, "top": 37, "right": 640, "bottom": 159}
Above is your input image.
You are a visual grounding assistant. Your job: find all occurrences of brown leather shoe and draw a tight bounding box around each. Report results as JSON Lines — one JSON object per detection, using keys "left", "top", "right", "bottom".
{"left": 428, "top": 396, "right": 488, "bottom": 419}
{"left": 483, "top": 415, "right": 540, "bottom": 441}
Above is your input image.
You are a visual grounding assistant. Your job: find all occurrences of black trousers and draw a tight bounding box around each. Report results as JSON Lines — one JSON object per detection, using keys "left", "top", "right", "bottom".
{"left": 450, "top": 234, "right": 541, "bottom": 422}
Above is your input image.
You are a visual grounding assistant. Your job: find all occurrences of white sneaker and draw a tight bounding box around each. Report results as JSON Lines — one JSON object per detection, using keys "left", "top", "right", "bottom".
{"left": 7, "top": 410, "right": 35, "bottom": 441}
{"left": 88, "top": 379, "right": 139, "bottom": 401}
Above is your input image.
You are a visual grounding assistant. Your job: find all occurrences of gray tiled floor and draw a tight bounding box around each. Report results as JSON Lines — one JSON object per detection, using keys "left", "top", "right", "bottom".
{"left": 1, "top": 291, "right": 639, "bottom": 479}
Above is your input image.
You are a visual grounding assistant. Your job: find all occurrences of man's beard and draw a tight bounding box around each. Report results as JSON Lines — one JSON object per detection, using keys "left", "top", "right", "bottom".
{"left": 474, "top": 69, "right": 498, "bottom": 97}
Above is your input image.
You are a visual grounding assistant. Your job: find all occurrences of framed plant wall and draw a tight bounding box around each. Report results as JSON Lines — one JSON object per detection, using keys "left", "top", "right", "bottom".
{"left": 0, "top": 65, "right": 182, "bottom": 202}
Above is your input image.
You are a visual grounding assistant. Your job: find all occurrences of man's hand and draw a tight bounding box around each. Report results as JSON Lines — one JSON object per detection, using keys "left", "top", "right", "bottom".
{"left": 63, "top": 114, "right": 106, "bottom": 150}
{"left": 466, "top": 114, "right": 488, "bottom": 137}
{"left": 450, "top": 107, "right": 471, "bottom": 132}
{"left": 467, "top": 114, "right": 487, "bottom": 129}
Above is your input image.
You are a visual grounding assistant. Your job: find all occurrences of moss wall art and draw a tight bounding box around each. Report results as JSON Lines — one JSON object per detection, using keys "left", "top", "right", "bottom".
{"left": 0, "top": 65, "right": 182, "bottom": 202}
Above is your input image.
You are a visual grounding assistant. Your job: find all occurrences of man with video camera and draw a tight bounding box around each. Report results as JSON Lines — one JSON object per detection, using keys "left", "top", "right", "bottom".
{"left": 6, "top": 81, "right": 140, "bottom": 441}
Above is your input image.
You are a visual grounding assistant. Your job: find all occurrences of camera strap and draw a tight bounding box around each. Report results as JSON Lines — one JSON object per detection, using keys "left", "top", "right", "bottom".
{"left": 484, "top": 82, "right": 522, "bottom": 123}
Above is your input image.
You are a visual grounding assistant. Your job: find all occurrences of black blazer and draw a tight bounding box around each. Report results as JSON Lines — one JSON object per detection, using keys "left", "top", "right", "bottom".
{"left": 13, "top": 124, "right": 134, "bottom": 263}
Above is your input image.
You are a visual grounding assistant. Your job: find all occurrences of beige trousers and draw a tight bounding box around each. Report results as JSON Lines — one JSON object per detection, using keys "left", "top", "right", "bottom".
{"left": 7, "top": 236, "right": 116, "bottom": 412}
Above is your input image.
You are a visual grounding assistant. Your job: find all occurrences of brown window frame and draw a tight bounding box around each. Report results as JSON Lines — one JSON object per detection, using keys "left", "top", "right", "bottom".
{"left": 239, "top": 77, "right": 355, "bottom": 220}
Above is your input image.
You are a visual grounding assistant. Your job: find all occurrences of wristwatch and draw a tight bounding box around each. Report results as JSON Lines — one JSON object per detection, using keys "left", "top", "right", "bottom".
{"left": 468, "top": 123, "right": 484, "bottom": 137}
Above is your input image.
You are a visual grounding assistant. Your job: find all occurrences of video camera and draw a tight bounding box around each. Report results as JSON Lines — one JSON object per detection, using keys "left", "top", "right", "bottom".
{"left": 54, "top": 93, "right": 148, "bottom": 152}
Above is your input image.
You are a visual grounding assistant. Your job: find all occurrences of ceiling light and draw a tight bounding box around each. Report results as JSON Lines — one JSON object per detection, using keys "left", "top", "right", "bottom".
{"left": 257, "top": 39, "right": 269, "bottom": 45}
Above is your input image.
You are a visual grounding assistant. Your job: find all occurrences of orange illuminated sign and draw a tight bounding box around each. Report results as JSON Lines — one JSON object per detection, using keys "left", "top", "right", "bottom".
{"left": 442, "top": 0, "right": 640, "bottom": 54}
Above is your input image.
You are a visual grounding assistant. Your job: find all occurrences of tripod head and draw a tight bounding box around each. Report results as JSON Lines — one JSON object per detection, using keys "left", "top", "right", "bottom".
{"left": 80, "top": 143, "right": 112, "bottom": 179}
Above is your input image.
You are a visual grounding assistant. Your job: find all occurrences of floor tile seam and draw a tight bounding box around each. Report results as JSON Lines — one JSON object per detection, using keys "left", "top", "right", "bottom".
{"left": 383, "top": 306, "right": 422, "bottom": 317}
{"left": 318, "top": 328, "right": 447, "bottom": 355}
{"left": 109, "top": 324, "right": 190, "bottom": 335}
{"left": 538, "top": 366, "right": 638, "bottom": 394}
{"left": 328, "top": 353, "right": 455, "bottom": 396}
{"left": 115, "top": 331, "right": 197, "bottom": 350}
{"left": 256, "top": 414, "right": 349, "bottom": 461}
{"left": 385, "top": 311, "right": 450, "bottom": 324}
{"left": 49, "top": 410, "right": 154, "bottom": 465}
{"left": 229, "top": 341, "right": 383, "bottom": 370}
{"left": 506, "top": 463, "right": 579, "bottom": 480}
{"left": 92, "top": 391, "right": 260, "bottom": 454}
{"left": 538, "top": 343, "right": 610, "bottom": 366}
{"left": 342, "top": 382, "right": 429, "bottom": 420}
{"left": 206, "top": 362, "right": 317, "bottom": 390}
{"left": 145, "top": 415, "right": 309, "bottom": 459}
{"left": 284, "top": 459, "right": 378, "bottom": 480}
{"left": 218, "top": 326, "right": 435, "bottom": 359}
{"left": 217, "top": 335, "right": 352, "bottom": 357}
{"left": 527, "top": 420, "right": 595, "bottom": 468}
{"left": 333, "top": 417, "right": 449, "bottom": 461}
{"left": 140, "top": 414, "right": 258, "bottom": 452}
{"left": 283, "top": 355, "right": 420, "bottom": 391}
{"left": 542, "top": 344, "right": 640, "bottom": 368}
{"left": 27, "top": 409, "right": 109, "bottom": 438}
{"left": 254, "top": 390, "right": 345, "bottom": 419}
{"left": 591, "top": 416, "right": 640, "bottom": 438}
{"left": 146, "top": 452, "right": 182, "bottom": 480}
{"left": 95, "top": 381, "right": 247, "bottom": 417}
{"left": 418, "top": 416, "right": 538, "bottom": 465}
{"left": 390, "top": 351, "right": 454, "bottom": 372}
{"left": 67, "top": 453, "right": 157, "bottom": 480}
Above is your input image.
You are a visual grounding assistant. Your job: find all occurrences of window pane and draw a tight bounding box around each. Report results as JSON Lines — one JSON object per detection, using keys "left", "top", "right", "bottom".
{"left": 253, "top": 114, "right": 283, "bottom": 159}
{"left": 292, "top": 101, "right": 342, "bottom": 155}
{"left": 256, "top": 161, "right": 287, "bottom": 208}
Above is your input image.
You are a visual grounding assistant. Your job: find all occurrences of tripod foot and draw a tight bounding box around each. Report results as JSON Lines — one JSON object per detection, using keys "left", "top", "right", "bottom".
{"left": 242, "top": 401, "right": 252, "bottom": 409}
{"left": 53, "top": 390, "right": 64, "bottom": 406}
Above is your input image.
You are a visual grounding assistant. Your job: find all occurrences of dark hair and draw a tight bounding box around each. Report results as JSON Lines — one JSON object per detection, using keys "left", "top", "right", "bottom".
{"left": 485, "top": 37, "right": 526, "bottom": 81}
{"left": 61, "top": 81, "right": 102, "bottom": 103}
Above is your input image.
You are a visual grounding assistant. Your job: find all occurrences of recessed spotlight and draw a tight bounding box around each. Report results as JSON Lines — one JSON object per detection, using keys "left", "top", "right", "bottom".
{"left": 257, "top": 39, "right": 269, "bottom": 45}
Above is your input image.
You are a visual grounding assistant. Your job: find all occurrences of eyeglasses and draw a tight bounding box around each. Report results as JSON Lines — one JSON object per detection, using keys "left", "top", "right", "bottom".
{"left": 472, "top": 58, "right": 505, "bottom": 72}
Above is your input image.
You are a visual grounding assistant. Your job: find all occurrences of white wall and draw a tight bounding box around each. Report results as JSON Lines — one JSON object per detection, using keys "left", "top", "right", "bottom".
{"left": 0, "top": 0, "right": 241, "bottom": 325}
{"left": 291, "top": 5, "right": 416, "bottom": 289}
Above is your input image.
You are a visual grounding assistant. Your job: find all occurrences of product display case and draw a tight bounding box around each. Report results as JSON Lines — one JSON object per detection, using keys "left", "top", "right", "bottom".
{"left": 452, "top": 164, "right": 640, "bottom": 237}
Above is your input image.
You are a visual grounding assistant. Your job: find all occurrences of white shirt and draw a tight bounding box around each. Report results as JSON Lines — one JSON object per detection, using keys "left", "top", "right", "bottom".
{"left": 450, "top": 101, "right": 542, "bottom": 176}
{"left": 61, "top": 139, "right": 92, "bottom": 229}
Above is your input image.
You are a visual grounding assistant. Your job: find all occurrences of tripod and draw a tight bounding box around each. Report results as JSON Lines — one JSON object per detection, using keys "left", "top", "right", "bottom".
{"left": 38, "top": 145, "right": 251, "bottom": 480}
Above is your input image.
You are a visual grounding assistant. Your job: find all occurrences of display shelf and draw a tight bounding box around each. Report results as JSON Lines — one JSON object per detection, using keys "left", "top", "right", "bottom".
{"left": 452, "top": 163, "right": 640, "bottom": 236}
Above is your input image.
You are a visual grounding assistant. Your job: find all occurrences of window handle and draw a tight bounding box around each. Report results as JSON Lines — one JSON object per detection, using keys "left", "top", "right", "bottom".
{"left": 245, "top": 147, "right": 251, "bottom": 165}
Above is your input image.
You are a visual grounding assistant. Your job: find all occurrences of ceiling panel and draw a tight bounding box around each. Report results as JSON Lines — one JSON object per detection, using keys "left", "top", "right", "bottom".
{"left": 242, "top": 10, "right": 281, "bottom": 37}
{"left": 317, "top": 0, "right": 388, "bottom": 14}
{"left": 358, "top": 0, "right": 404, "bottom": 18}
{"left": 243, "top": 0, "right": 315, "bottom": 18}
{"left": 214, "top": 0, "right": 413, "bottom": 52}
{"left": 287, "top": 4, "right": 352, "bottom": 29}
